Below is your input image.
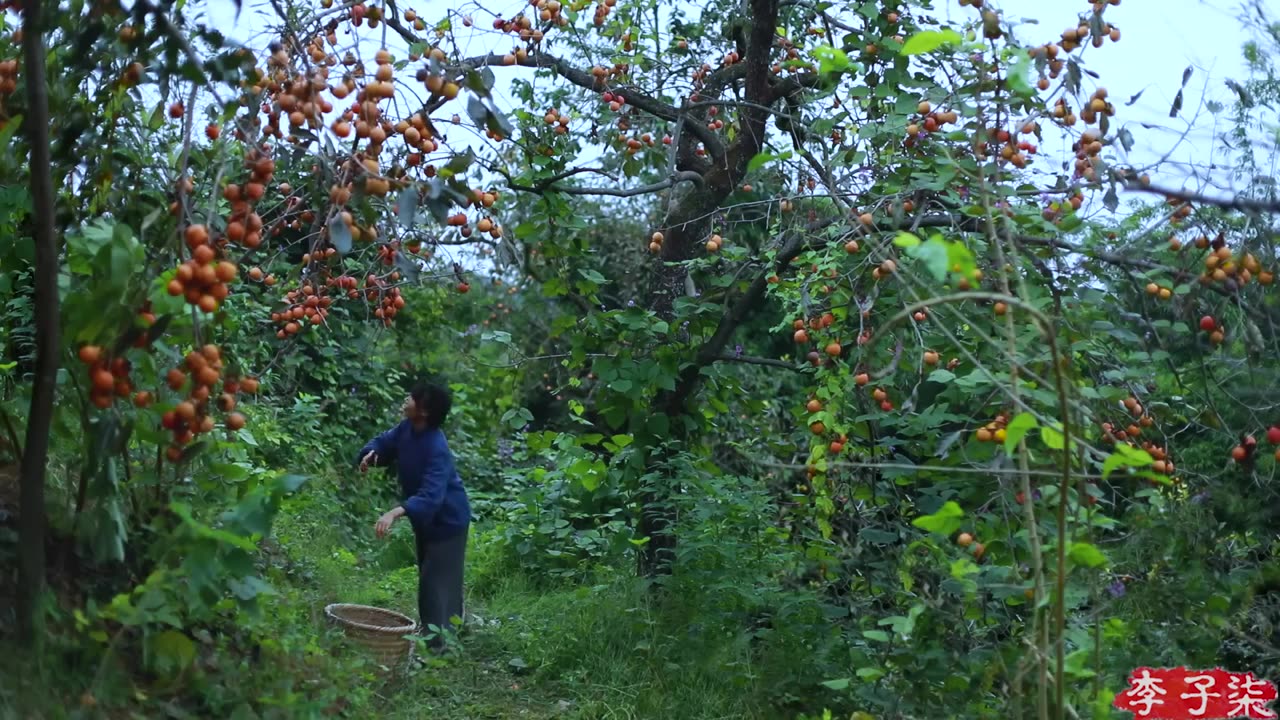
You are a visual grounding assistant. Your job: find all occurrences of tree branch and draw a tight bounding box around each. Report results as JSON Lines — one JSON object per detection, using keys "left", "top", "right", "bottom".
{"left": 717, "top": 353, "right": 807, "bottom": 371}
{"left": 1123, "top": 180, "right": 1280, "bottom": 214}
{"left": 503, "top": 169, "right": 704, "bottom": 198}
{"left": 661, "top": 218, "right": 825, "bottom": 416}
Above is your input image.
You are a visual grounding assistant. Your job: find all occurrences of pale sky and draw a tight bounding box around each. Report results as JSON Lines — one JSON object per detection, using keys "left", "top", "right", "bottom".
{"left": 193, "top": 0, "right": 1263, "bottom": 228}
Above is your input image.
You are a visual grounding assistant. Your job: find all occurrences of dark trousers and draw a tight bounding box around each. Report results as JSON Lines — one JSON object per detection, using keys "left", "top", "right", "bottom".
{"left": 413, "top": 527, "right": 468, "bottom": 648}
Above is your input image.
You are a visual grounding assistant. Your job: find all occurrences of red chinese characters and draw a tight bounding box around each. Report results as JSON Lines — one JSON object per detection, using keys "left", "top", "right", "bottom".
{"left": 1114, "top": 667, "right": 1278, "bottom": 719}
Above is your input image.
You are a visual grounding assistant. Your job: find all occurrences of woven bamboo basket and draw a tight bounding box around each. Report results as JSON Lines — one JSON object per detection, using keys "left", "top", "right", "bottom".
{"left": 324, "top": 603, "right": 417, "bottom": 667}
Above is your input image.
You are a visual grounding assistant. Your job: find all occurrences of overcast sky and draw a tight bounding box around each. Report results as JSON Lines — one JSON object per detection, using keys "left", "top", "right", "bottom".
{"left": 195, "top": 0, "right": 1264, "bottom": 221}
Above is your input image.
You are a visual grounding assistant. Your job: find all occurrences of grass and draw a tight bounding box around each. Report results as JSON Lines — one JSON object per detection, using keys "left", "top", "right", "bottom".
{"left": 0, "top": 476, "right": 801, "bottom": 719}
{"left": 270, "top": 485, "right": 780, "bottom": 720}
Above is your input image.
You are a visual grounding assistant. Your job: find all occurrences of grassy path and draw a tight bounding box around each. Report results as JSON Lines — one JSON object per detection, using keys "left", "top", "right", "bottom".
{"left": 269, "top": 485, "right": 781, "bottom": 720}
{"left": 271, "top": 492, "right": 592, "bottom": 720}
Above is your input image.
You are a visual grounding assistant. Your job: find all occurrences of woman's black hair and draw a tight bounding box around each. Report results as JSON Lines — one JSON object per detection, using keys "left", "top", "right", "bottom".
{"left": 410, "top": 381, "right": 451, "bottom": 429}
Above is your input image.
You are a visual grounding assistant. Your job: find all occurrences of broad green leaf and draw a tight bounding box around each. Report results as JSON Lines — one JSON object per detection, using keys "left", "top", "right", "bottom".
{"left": 276, "top": 474, "right": 308, "bottom": 493}
{"left": 821, "top": 678, "right": 851, "bottom": 690}
{"left": 893, "top": 231, "right": 921, "bottom": 248}
{"left": 1068, "top": 542, "right": 1109, "bottom": 568}
{"left": 149, "top": 629, "right": 196, "bottom": 676}
{"left": 1003, "top": 413, "right": 1038, "bottom": 455}
{"left": 912, "top": 500, "right": 964, "bottom": 536}
{"left": 911, "top": 238, "right": 950, "bottom": 281}
{"left": 747, "top": 151, "right": 793, "bottom": 173}
{"left": 812, "top": 45, "right": 852, "bottom": 75}
{"left": 466, "top": 95, "right": 489, "bottom": 129}
{"left": 862, "top": 629, "right": 890, "bottom": 642}
{"left": 169, "top": 502, "right": 257, "bottom": 552}
{"left": 900, "top": 29, "right": 963, "bottom": 56}
{"left": 1007, "top": 53, "right": 1036, "bottom": 97}
{"left": 1040, "top": 425, "right": 1064, "bottom": 450}
{"left": 856, "top": 666, "right": 886, "bottom": 682}
{"left": 950, "top": 557, "right": 980, "bottom": 579}
{"left": 396, "top": 186, "right": 417, "bottom": 227}
{"left": 927, "top": 369, "right": 956, "bottom": 383}
{"left": 579, "top": 269, "right": 607, "bottom": 284}
{"left": 945, "top": 239, "right": 977, "bottom": 278}
{"left": 1102, "top": 444, "right": 1154, "bottom": 480}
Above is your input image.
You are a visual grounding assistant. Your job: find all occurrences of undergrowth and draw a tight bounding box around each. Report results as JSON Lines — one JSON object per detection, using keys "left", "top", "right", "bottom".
{"left": 2, "top": 472, "right": 819, "bottom": 720}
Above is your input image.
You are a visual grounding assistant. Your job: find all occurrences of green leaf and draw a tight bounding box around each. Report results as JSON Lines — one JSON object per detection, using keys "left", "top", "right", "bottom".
{"left": 1102, "top": 185, "right": 1119, "bottom": 213}
{"left": 856, "top": 666, "right": 886, "bottom": 682}
{"left": 1006, "top": 53, "right": 1036, "bottom": 98}
{"left": 910, "top": 238, "right": 950, "bottom": 282}
{"left": 821, "top": 678, "right": 852, "bottom": 690}
{"left": 1068, "top": 542, "right": 1109, "bottom": 568}
{"left": 1118, "top": 127, "right": 1135, "bottom": 153}
{"left": 900, "top": 29, "right": 963, "bottom": 56}
{"left": 228, "top": 575, "right": 275, "bottom": 601}
{"left": 447, "top": 147, "right": 476, "bottom": 175}
{"left": 466, "top": 95, "right": 489, "bottom": 129}
{"left": 926, "top": 368, "right": 956, "bottom": 383}
{"left": 169, "top": 502, "right": 257, "bottom": 552}
{"left": 862, "top": 629, "right": 891, "bottom": 642}
{"left": 329, "top": 216, "right": 353, "bottom": 254}
{"left": 944, "top": 238, "right": 977, "bottom": 278}
{"left": 747, "top": 151, "right": 793, "bottom": 173}
{"left": 1040, "top": 425, "right": 1064, "bottom": 450}
{"left": 147, "top": 101, "right": 166, "bottom": 131}
{"left": 1003, "top": 413, "right": 1038, "bottom": 455}
{"left": 912, "top": 501, "right": 964, "bottom": 536}
{"left": 647, "top": 413, "right": 669, "bottom": 437}
{"left": 150, "top": 629, "right": 196, "bottom": 675}
{"left": 276, "top": 474, "right": 308, "bottom": 494}
{"left": 396, "top": 186, "right": 417, "bottom": 228}
{"left": 858, "top": 528, "right": 900, "bottom": 544}
{"left": 811, "top": 45, "right": 852, "bottom": 75}
{"left": 893, "top": 232, "right": 921, "bottom": 248}
{"left": 1102, "top": 443, "right": 1153, "bottom": 480}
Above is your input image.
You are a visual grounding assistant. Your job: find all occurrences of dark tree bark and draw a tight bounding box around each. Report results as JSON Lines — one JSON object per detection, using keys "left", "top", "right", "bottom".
{"left": 636, "top": 0, "right": 782, "bottom": 578}
{"left": 17, "top": 0, "right": 60, "bottom": 646}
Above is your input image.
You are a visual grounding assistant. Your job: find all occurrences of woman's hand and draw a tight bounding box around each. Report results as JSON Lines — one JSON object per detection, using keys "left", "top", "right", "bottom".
{"left": 360, "top": 451, "right": 379, "bottom": 473}
{"left": 375, "top": 507, "right": 405, "bottom": 538}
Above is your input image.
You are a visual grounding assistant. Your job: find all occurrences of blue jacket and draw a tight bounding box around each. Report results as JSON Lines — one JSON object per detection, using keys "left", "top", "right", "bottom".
{"left": 357, "top": 421, "right": 471, "bottom": 541}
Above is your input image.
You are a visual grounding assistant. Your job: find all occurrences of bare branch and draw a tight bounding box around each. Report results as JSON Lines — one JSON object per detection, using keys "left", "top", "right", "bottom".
{"left": 716, "top": 353, "right": 807, "bottom": 371}
{"left": 503, "top": 169, "right": 704, "bottom": 198}
{"left": 1123, "top": 180, "right": 1280, "bottom": 214}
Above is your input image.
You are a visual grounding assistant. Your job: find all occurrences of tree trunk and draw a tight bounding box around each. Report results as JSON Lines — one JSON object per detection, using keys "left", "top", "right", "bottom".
{"left": 636, "top": 0, "right": 781, "bottom": 578}
{"left": 17, "top": 0, "right": 60, "bottom": 647}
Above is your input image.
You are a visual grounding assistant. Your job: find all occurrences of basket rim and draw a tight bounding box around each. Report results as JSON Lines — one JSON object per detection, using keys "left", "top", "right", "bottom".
{"left": 324, "top": 602, "right": 417, "bottom": 634}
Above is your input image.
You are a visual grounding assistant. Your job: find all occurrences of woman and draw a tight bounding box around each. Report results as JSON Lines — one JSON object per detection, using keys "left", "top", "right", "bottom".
{"left": 357, "top": 381, "right": 471, "bottom": 651}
